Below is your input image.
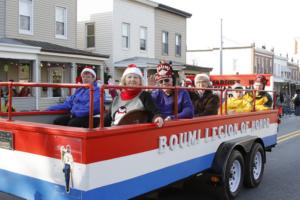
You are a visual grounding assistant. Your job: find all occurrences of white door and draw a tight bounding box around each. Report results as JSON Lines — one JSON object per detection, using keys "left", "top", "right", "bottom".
{"left": 48, "top": 68, "right": 64, "bottom": 97}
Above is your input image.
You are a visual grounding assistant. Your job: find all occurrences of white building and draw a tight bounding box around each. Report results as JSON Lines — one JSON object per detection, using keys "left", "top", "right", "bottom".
{"left": 273, "top": 55, "right": 288, "bottom": 93}
{"left": 77, "top": 0, "right": 192, "bottom": 83}
{"left": 187, "top": 46, "right": 254, "bottom": 75}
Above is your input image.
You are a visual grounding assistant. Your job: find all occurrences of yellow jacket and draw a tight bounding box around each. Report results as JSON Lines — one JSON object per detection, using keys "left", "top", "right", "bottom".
{"left": 243, "top": 93, "right": 271, "bottom": 111}
{"left": 222, "top": 97, "right": 252, "bottom": 114}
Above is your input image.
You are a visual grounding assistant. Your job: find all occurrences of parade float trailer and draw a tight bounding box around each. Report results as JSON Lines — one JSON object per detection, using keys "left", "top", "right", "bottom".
{"left": 0, "top": 82, "right": 278, "bottom": 200}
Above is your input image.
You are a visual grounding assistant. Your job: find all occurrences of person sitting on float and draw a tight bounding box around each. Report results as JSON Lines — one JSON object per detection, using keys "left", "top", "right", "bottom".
{"left": 18, "top": 86, "right": 32, "bottom": 97}
{"left": 151, "top": 62, "right": 194, "bottom": 121}
{"left": 189, "top": 73, "right": 219, "bottom": 116}
{"left": 47, "top": 66, "right": 101, "bottom": 128}
{"left": 222, "top": 82, "right": 252, "bottom": 114}
{"left": 243, "top": 74, "right": 273, "bottom": 111}
{"left": 104, "top": 64, "right": 164, "bottom": 127}
{"left": 181, "top": 78, "right": 193, "bottom": 87}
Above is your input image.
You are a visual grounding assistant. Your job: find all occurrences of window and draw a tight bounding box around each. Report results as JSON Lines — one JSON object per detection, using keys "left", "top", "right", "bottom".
{"left": 19, "top": 0, "right": 33, "bottom": 34}
{"left": 86, "top": 23, "right": 95, "bottom": 48}
{"left": 162, "top": 31, "right": 169, "bottom": 55}
{"left": 55, "top": 6, "right": 67, "bottom": 38}
{"left": 175, "top": 34, "right": 182, "bottom": 56}
{"left": 122, "top": 23, "right": 130, "bottom": 49}
{"left": 140, "top": 27, "right": 147, "bottom": 51}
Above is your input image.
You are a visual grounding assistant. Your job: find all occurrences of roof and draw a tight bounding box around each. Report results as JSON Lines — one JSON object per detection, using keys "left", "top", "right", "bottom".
{"left": 131, "top": 0, "right": 192, "bottom": 18}
{"left": 187, "top": 45, "right": 254, "bottom": 52}
{"left": 114, "top": 56, "right": 186, "bottom": 70}
{"left": 0, "top": 38, "right": 109, "bottom": 59}
{"left": 184, "top": 64, "right": 212, "bottom": 72}
{"left": 157, "top": 4, "right": 192, "bottom": 18}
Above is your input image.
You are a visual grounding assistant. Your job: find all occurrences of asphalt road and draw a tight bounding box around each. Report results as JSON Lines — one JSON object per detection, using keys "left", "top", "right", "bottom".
{"left": 1, "top": 115, "right": 300, "bottom": 200}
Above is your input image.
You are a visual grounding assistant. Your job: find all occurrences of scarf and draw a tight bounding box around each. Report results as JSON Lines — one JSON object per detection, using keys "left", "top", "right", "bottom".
{"left": 120, "top": 89, "right": 141, "bottom": 100}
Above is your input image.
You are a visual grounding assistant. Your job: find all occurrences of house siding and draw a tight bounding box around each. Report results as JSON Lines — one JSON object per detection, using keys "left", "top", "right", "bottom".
{"left": 155, "top": 9, "right": 186, "bottom": 63}
{"left": 0, "top": 0, "right": 5, "bottom": 38}
{"left": 77, "top": 12, "right": 113, "bottom": 67}
{"left": 113, "top": 0, "right": 155, "bottom": 63}
{"left": 5, "top": 0, "right": 77, "bottom": 48}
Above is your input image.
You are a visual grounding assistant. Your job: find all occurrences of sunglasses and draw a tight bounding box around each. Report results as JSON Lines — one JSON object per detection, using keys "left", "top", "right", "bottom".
{"left": 159, "top": 79, "right": 171, "bottom": 84}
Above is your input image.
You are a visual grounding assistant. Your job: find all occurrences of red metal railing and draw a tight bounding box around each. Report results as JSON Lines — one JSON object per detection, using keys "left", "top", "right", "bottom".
{"left": 0, "top": 82, "right": 94, "bottom": 129}
{"left": 0, "top": 82, "right": 277, "bottom": 130}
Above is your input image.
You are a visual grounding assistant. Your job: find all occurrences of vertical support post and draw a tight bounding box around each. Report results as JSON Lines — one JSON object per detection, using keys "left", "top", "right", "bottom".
{"left": 33, "top": 59, "right": 40, "bottom": 110}
{"left": 8, "top": 82, "right": 12, "bottom": 121}
{"left": 71, "top": 63, "right": 77, "bottom": 95}
{"left": 100, "top": 85, "right": 105, "bottom": 129}
{"left": 220, "top": 18, "right": 223, "bottom": 75}
{"left": 100, "top": 65, "right": 104, "bottom": 84}
{"left": 143, "top": 68, "right": 148, "bottom": 86}
{"left": 224, "top": 90, "right": 228, "bottom": 115}
{"left": 253, "top": 90, "right": 256, "bottom": 112}
{"left": 220, "top": 90, "right": 223, "bottom": 115}
{"left": 89, "top": 84, "right": 94, "bottom": 129}
{"left": 71, "top": 63, "right": 77, "bottom": 83}
{"left": 174, "top": 86, "right": 178, "bottom": 119}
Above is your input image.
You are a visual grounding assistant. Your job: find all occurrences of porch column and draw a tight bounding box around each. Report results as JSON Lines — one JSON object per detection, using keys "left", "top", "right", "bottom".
{"left": 33, "top": 58, "right": 40, "bottom": 110}
{"left": 71, "top": 62, "right": 77, "bottom": 83}
{"left": 100, "top": 64, "right": 104, "bottom": 83}
{"left": 143, "top": 68, "right": 148, "bottom": 86}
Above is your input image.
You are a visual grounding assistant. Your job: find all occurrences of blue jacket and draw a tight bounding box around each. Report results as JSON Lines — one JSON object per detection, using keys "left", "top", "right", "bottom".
{"left": 151, "top": 89, "right": 194, "bottom": 119}
{"left": 47, "top": 82, "right": 100, "bottom": 117}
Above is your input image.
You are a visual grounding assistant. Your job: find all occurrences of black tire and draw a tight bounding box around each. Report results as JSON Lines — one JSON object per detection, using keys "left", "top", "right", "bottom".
{"left": 219, "top": 150, "right": 244, "bottom": 200}
{"left": 244, "top": 142, "right": 265, "bottom": 188}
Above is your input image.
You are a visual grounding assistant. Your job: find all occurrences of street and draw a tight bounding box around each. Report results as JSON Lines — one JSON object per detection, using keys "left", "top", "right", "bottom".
{"left": 1, "top": 115, "right": 300, "bottom": 200}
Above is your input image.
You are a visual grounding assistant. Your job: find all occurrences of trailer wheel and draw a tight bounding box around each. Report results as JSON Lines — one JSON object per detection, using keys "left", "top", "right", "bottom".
{"left": 220, "top": 150, "right": 244, "bottom": 200}
{"left": 244, "top": 143, "right": 265, "bottom": 188}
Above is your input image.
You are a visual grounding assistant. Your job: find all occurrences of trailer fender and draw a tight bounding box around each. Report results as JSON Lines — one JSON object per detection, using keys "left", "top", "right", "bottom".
{"left": 210, "top": 136, "right": 265, "bottom": 176}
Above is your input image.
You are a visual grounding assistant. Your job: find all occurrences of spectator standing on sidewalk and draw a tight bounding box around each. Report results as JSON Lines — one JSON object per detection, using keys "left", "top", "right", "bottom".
{"left": 292, "top": 89, "right": 300, "bottom": 116}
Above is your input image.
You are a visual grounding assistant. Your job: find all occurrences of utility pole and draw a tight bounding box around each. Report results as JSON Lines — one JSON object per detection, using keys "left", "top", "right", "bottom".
{"left": 220, "top": 18, "right": 223, "bottom": 75}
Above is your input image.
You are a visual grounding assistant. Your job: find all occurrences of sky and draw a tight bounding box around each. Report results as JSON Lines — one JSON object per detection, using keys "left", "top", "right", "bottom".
{"left": 77, "top": 0, "right": 300, "bottom": 57}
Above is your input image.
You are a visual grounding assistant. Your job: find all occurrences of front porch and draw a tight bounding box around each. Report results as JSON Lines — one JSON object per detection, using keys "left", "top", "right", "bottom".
{"left": 0, "top": 38, "right": 109, "bottom": 111}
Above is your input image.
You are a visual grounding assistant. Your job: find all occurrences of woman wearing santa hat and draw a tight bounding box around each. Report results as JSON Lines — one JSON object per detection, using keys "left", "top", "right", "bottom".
{"left": 104, "top": 64, "right": 164, "bottom": 127}
{"left": 151, "top": 62, "right": 194, "bottom": 121}
{"left": 243, "top": 74, "right": 273, "bottom": 111}
{"left": 47, "top": 66, "right": 101, "bottom": 128}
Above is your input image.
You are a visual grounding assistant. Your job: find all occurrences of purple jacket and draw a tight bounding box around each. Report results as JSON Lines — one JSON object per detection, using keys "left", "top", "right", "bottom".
{"left": 47, "top": 82, "right": 100, "bottom": 117}
{"left": 151, "top": 89, "right": 194, "bottom": 119}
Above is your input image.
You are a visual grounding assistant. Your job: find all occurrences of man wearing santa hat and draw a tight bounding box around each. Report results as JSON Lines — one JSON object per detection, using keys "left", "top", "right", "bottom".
{"left": 47, "top": 66, "right": 101, "bottom": 128}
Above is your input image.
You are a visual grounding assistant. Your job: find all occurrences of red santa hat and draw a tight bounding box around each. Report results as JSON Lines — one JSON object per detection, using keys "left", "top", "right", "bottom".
{"left": 81, "top": 66, "right": 96, "bottom": 78}
{"left": 185, "top": 78, "right": 193, "bottom": 87}
{"left": 122, "top": 64, "right": 143, "bottom": 79}
{"left": 155, "top": 62, "right": 174, "bottom": 81}
{"left": 255, "top": 74, "right": 268, "bottom": 85}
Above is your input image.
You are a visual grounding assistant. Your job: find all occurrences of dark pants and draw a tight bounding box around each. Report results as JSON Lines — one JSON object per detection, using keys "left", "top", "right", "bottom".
{"left": 63, "top": 163, "right": 71, "bottom": 193}
{"left": 54, "top": 115, "right": 100, "bottom": 128}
